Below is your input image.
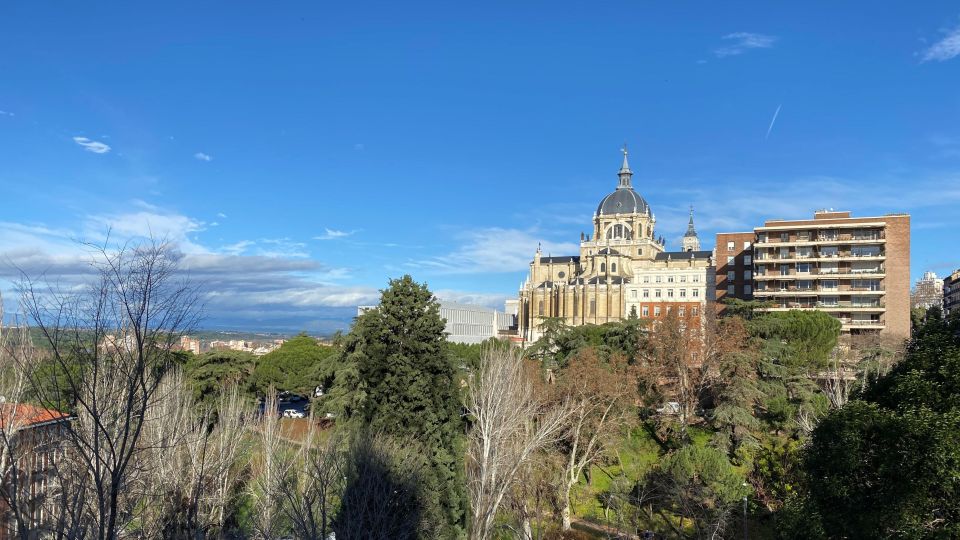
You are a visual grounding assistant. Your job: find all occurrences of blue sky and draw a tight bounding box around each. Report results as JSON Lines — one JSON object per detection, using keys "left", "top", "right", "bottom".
{"left": 1, "top": 2, "right": 959, "bottom": 333}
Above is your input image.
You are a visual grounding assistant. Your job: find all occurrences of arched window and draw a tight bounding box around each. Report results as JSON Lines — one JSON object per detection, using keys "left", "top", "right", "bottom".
{"left": 600, "top": 263, "right": 606, "bottom": 272}
{"left": 538, "top": 300, "right": 544, "bottom": 315}
{"left": 611, "top": 263, "right": 617, "bottom": 273}
{"left": 605, "top": 224, "right": 632, "bottom": 240}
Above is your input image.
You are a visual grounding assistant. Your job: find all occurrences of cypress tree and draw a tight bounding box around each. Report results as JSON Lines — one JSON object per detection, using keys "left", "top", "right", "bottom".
{"left": 349, "top": 275, "right": 466, "bottom": 537}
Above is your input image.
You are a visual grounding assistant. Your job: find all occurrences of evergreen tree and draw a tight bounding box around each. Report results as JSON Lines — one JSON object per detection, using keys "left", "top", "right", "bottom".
{"left": 343, "top": 275, "right": 466, "bottom": 538}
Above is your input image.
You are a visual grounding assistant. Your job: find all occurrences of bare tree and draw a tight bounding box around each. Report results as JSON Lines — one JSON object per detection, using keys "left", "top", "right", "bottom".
{"left": 465, "top": 345, "right": 570, "bottom": 540}
{"left": 554, "top": 349, "right": 636, "bottom": 531}
{"left": 15, "top": 239, "right": 201, "bottom": 540}
{"left": 280, "top": 421, "right": 345, "bottom": 540}
{"left": 249, "top": 391, "right": 292, "bottom": 539}
{"left": 136, "top": 375, "right": 251, "bottom": 538}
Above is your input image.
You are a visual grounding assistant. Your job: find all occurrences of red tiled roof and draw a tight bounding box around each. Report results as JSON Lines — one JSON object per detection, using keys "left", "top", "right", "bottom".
{"left": 0, "top": 403, "right": 70, "bottom": 430}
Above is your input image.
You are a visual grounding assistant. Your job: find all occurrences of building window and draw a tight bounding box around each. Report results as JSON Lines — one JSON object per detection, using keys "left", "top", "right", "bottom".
{"left": 600, "top": 263, "right": 606, "bottom": 272}
{"left": 642, "top": 306, "right": 649, "bottom": 317}
{"left": 744, "top": 241, "right": 752, "bottom": 249}
{"left": 780, "top": 264, "right": 790, "bottom": 276}
{"left": 643, "top": 289, "right": 649, "bottom": 298}
{"left": 590, "top": 300, "right": 596, "bottom": 315}
{"left": 680, "top": 289, "right": 686, "bottom": 298}
{"left": 693, "top": 275, "right": 700, "bottom": 282}
{"left": 667, "top": 289, "right": 674, "bottom": 298}
{"left": 798, "top": 263, "right": 811, "bottom": 274}
{"left": 643, "top": 275, "right": 650, "bottom": 283}
{"left": 727, "top": 271, "right": 735, "bottom": 280}
{"left": 693, "top": 289, "right": 699, "bottom": 297}
{"left": 745, "top": 284, "right": 752, "bottom": 295}
{"left": 655, "top": 289, "right": 662, "bottom": 298}
{"left": 692, "top": 307, "right": 699, "bottom": 316}
{"left": 538, "top": 301, "right": 543, "bottom": 315}
{"left": 727, "top": 285, "right": 735, "bottom": 295}
{"left": 780, "top": 232, "right": 789, "bottom": 242}
{"left": 679, "top": 307, "right": 685, "bottom": 317}
{"left": 611, "top": 263, "right": 617, "bottom": 273}
{"left": 727, "top": 241, "right": 735, "bottom": 250}
{"left": 744, "top": 270, "right": 752, "bottom": 279}
{"left": 654, "top": 306, "right": 661, "bottom": 317}
{"left": 744, "top": 255, "right": 752, "bottom": 265}
{"left": 638, "top": 248, "right": 643, "bottom": 255}
{"left": 668, "top": 275, "right": 675, "bottom": 283}
{"left": 680, "top": 275, "right": 687, "bottom": 283}
{"left": 656, "top": 276, "right": 662, "bottom": 283}
{"left": 631, "top": 289, "right": 637, "bottom": 298}
{"left": 666, "top": 306, "right": 672, "bottom": 314}
{"left": 727, "top": 256, "right": 734, "bottom": 264}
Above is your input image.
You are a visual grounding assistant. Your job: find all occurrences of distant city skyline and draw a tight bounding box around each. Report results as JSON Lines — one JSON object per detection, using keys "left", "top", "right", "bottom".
{"left": 1, "top": 2, "right": 959, "bottom": 332}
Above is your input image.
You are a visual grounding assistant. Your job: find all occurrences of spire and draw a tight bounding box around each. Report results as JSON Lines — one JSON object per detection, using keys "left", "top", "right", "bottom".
{"left": 617, "top": 144, "right": 632, "bottom": 188}
{"left": 682, "top": 205, "right": 701, "bottom": 252}
{"left": 684, "top": 205, "right": 698, "bottom": 237}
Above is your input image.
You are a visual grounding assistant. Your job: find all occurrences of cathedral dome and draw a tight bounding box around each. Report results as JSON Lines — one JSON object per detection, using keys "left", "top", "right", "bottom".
{"left": 596, "top": 187, "right": 649, "bottom": 216}
{"left": 596, "top": 147, "right": 649, "bottom": 215}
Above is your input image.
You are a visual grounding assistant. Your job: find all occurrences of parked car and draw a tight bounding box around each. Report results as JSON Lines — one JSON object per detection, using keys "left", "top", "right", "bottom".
{"left": 282, "top": 409, "right": 306, "bottom": 419}
{"left": 656, "top": 401, "right": 681, "bottom": 415}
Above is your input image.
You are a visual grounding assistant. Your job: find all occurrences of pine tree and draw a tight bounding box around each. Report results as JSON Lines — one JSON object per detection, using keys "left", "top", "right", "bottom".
{"left": 347, "top": 275, "right": 466, "bottom": 537}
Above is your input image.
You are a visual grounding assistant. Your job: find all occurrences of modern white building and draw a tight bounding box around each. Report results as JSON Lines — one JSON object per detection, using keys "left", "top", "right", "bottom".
{"left": 357, "top": 302, "right": 514, "bottom": 344}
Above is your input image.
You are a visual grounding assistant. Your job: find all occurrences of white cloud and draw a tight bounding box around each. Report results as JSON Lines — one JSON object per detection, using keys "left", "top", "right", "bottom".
{"left": 433, "top": 289, "right": 510, "bottom": 309}
{"left": 0, "top": 110, "right": 13, "bottom": 117}
{"left": 72, "top": 136, "right": 111, "bottom": 154}
{"left": 920, "top": 24, "right": 960, "bottom": 62}
{"left": 714, "top": 32, "right": 777, "bottom": 58}
{"left": 314, "top": 228, "right": 356, "bottom": 240}
{"left": 409, "top": 227, "right": 578, "bottom": 275}
{"left": 194, "top": 152, "right": 213, "bottom": 162}
{"left": 216, "top": 212, "right": 227, "bottom": 219}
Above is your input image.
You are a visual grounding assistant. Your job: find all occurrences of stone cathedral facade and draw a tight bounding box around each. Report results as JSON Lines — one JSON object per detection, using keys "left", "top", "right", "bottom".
{"left": 517, "top": 150, "right": 715, "bottom": 342}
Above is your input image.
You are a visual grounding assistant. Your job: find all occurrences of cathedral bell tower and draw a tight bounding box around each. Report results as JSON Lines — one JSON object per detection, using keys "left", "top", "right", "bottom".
{"left": 682, "top": 206, "right": 701, "bottom": 252}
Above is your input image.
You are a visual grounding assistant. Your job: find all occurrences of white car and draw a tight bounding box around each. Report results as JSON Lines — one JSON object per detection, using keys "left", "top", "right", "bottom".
{"left": 282, "top": 409, "right": 306, "bottom": 419}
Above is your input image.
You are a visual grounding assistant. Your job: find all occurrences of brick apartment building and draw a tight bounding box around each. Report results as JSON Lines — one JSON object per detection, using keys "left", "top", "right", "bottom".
{"left": 715, "top": 232, "right": 755, "bottom": 314}
{"left": 716, "top": 210, "right": 911, "bottom": 338}
{"left": 0, "top": 404, "right": 70, "bottom": 539}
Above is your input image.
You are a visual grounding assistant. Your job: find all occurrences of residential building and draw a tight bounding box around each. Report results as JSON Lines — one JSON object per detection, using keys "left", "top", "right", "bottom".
{"left": 945, "top": 269, "right": 960, "bottom": 316}
{"left": 177, "top": 335, "right": 201, "bottom": 355}
{"left": 0, "top": 404, "right": 71, "bottom": 538}
{"left": 744, "top": 210, "right": 910, "bottom": 338}
{"left": 516, "top": 149, "right": 713, "bottom": 342}
{"left": 911, "top": 271, "right": 943, "bottom": 310}
{"left": 714, "top": 232, "right": 755, "bottom": 314}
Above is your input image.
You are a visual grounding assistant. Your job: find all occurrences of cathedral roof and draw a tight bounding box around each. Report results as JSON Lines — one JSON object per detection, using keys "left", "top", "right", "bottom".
{"left": 596, "top": 187, "right": 650, "bottom": 216}
{"left": 596, "top": 147, "right": 650, "bottom": 216}
{"left": 540, "top": 255, "right": 580, "bottom": 263}
{"left": 597, "top": 248, "right": 620, "bottom": 255}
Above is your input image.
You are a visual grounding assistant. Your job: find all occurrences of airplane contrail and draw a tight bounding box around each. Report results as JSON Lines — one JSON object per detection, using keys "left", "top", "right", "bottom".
{"left": 765, "top": 104, "right": 782, "bottom": 139}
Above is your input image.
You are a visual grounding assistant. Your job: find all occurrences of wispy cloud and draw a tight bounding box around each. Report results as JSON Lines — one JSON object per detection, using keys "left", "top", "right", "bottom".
{"left": 73, "top": 136, "right": 111, "bottom": 154}
{"left": 408, "top": 227, "right": 578, "bottom": 275}
{"left": 0, "top": 206, "right": 368, "bottom": 332}
{"left": 216, "top": 212, "right": 227, "bottom": 219}
{"left": 714, "top": 32, "right": 777, "bottom": 58}
{"left": 194, "top": 152, "right": 213, "bottom": 162}
{"left": 0, "top": 110, "right": 13, "bottom": 117}
{"left": 314, "top": 228, "right": 357, "bottom": 241}
{"left": 920, "top": 23, "right": 960, "bottom": 62}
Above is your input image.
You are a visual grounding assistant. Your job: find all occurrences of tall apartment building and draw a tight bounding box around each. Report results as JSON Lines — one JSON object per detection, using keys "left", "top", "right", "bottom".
{"left": 721, "top": 210, "right": 910, "bottom": 338}
{"left": 911, "top": 271, "right": 943, "bottom": 310}
{"left": 945, "top": 269, "right": 960, "bottom": 316}
{"left": 715, "top": 232, "right": 755, "bottom": 313}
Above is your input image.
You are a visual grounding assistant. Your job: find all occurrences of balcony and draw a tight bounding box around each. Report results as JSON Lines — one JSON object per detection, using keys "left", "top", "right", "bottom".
{"left": 755, "top": 231, "right": 885, "bottom": 246}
